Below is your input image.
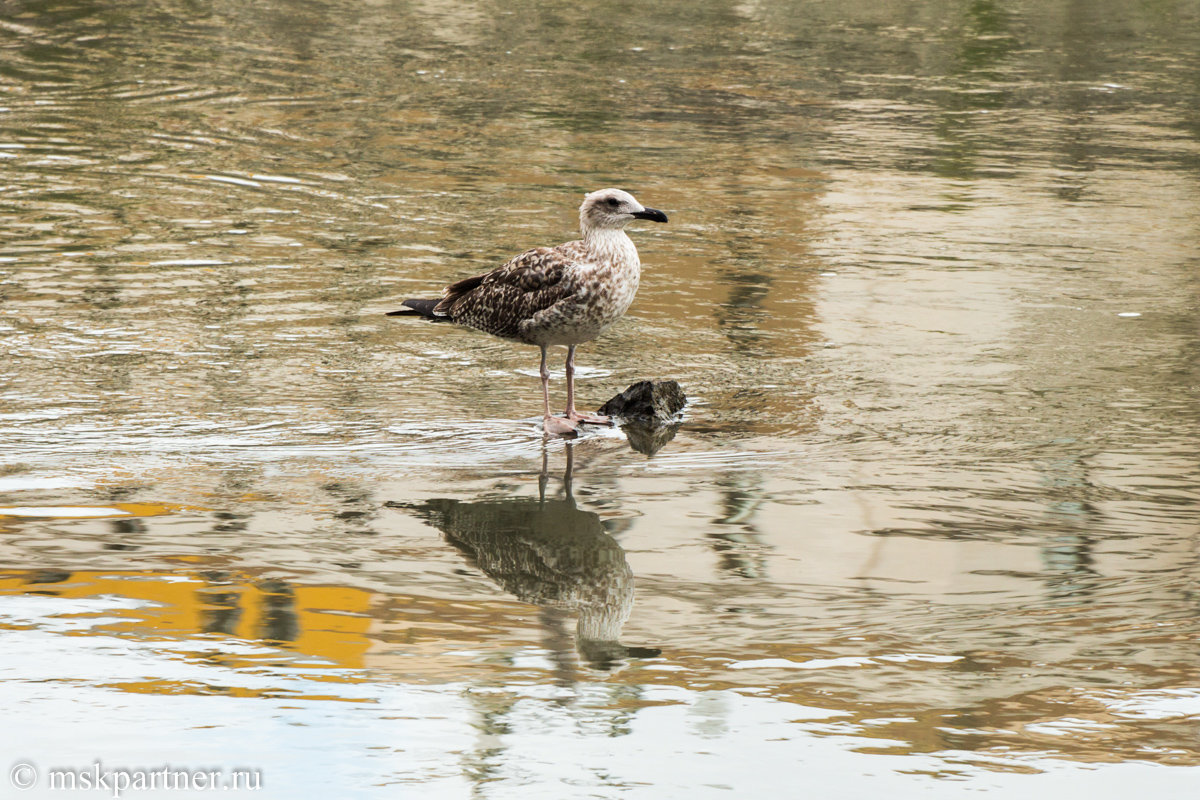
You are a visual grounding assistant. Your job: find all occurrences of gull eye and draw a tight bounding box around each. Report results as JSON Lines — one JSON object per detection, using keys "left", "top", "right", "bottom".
{"left": 605, "top": 197, "right": 620, "bottom": 207}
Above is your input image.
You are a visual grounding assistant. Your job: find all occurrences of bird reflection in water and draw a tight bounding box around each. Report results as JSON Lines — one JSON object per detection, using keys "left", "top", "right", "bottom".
{"left": 396, "top": 444, "right": 660, "bottom": 672}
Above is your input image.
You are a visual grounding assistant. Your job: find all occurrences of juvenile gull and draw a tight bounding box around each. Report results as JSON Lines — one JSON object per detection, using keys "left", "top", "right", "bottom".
{"left": 388, "top": 188, "right": 668, "bottom": 436}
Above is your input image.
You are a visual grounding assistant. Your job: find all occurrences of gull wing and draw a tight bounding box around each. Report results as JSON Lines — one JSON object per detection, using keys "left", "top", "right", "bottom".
{"left": 436, "top": 245, "right": 577, "bottom": 340}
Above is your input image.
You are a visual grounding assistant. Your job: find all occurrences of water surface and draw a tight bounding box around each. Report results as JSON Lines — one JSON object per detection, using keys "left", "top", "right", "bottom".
{"left": 2, "top": 0, "right": 1200, "bottom": 796}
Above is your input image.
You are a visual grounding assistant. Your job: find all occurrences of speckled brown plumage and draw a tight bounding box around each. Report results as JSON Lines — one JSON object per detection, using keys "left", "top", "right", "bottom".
{"left": 388, "top": 188, "right": 669, "bottom": 435}
{"left": 435, "top": 245, "right": 574, "bottom": 341}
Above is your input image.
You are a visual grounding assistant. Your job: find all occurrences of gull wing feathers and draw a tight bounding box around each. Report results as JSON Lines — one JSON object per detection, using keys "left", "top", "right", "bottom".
{"left": 435, "top": 244, "right": 581, "bottom": 339}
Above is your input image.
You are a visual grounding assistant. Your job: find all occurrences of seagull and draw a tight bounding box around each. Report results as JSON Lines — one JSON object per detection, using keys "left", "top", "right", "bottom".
{"left": 388, "top": 188, "right": 668, "bottom": 435}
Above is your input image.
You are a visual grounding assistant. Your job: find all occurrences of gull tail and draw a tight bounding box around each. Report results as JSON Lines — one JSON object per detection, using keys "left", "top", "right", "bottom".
{"left": 386, "top": 298, "right": 446, "bottom": 319}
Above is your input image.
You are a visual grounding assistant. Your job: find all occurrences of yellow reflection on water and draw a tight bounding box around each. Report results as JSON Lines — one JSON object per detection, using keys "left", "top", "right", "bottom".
{"left": 0, "top": 569, "right": 372, "bottom": 669}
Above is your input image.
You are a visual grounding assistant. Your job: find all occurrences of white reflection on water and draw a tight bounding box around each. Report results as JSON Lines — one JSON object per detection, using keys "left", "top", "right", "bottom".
{"left": 5, "top": 592, "right": 1198, "bottom": 799}
{"left": 2, "top": 0, "right": 1200, "bottom": 794}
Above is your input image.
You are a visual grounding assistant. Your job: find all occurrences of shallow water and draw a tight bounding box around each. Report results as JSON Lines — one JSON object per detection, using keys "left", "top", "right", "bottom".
{"left": 2, "top": 0, "right": 1200, "bottom": 796}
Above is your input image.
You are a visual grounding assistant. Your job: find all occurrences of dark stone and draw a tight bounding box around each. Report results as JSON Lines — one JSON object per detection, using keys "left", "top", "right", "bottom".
{"left": 597, "top": 381, "right": 686, "bottom": 455}
{"left": 597, "top": 380, "right": 686, "bottom": 423}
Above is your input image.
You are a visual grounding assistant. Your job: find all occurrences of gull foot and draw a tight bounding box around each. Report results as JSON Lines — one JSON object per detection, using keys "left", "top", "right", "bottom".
{"left": 566, "top": 411, "right": 613, "bottom": 426}
{"left": 543, "top": 415, "right": 579, "bottom": 437}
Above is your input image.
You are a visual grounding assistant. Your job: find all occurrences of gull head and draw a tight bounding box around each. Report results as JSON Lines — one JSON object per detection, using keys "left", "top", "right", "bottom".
{"left": 580, "top": 188, "right": 669, "bottom": 234}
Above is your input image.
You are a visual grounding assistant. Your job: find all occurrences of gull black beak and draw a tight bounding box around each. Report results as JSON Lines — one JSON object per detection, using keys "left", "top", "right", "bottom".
{"left": 632, "top": 207, "right": 668, "bottom": 223}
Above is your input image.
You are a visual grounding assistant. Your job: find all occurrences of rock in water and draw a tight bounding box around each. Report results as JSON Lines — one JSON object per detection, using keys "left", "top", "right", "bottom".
{"left": 598, "top": 380, "right": 686, "bottom": 423}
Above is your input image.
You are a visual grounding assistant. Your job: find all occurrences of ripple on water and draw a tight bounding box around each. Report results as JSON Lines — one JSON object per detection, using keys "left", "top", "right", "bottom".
{"left": 2, "top": 0, "right": 1200, "bottom": 794}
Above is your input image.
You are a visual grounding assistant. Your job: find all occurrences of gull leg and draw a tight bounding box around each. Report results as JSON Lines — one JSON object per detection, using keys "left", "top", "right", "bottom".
{"left": 540, "top": 345, "right": 577, "bottom": 437}
{"left": 564, "top": 345, "right": 612, "bottom": 426}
